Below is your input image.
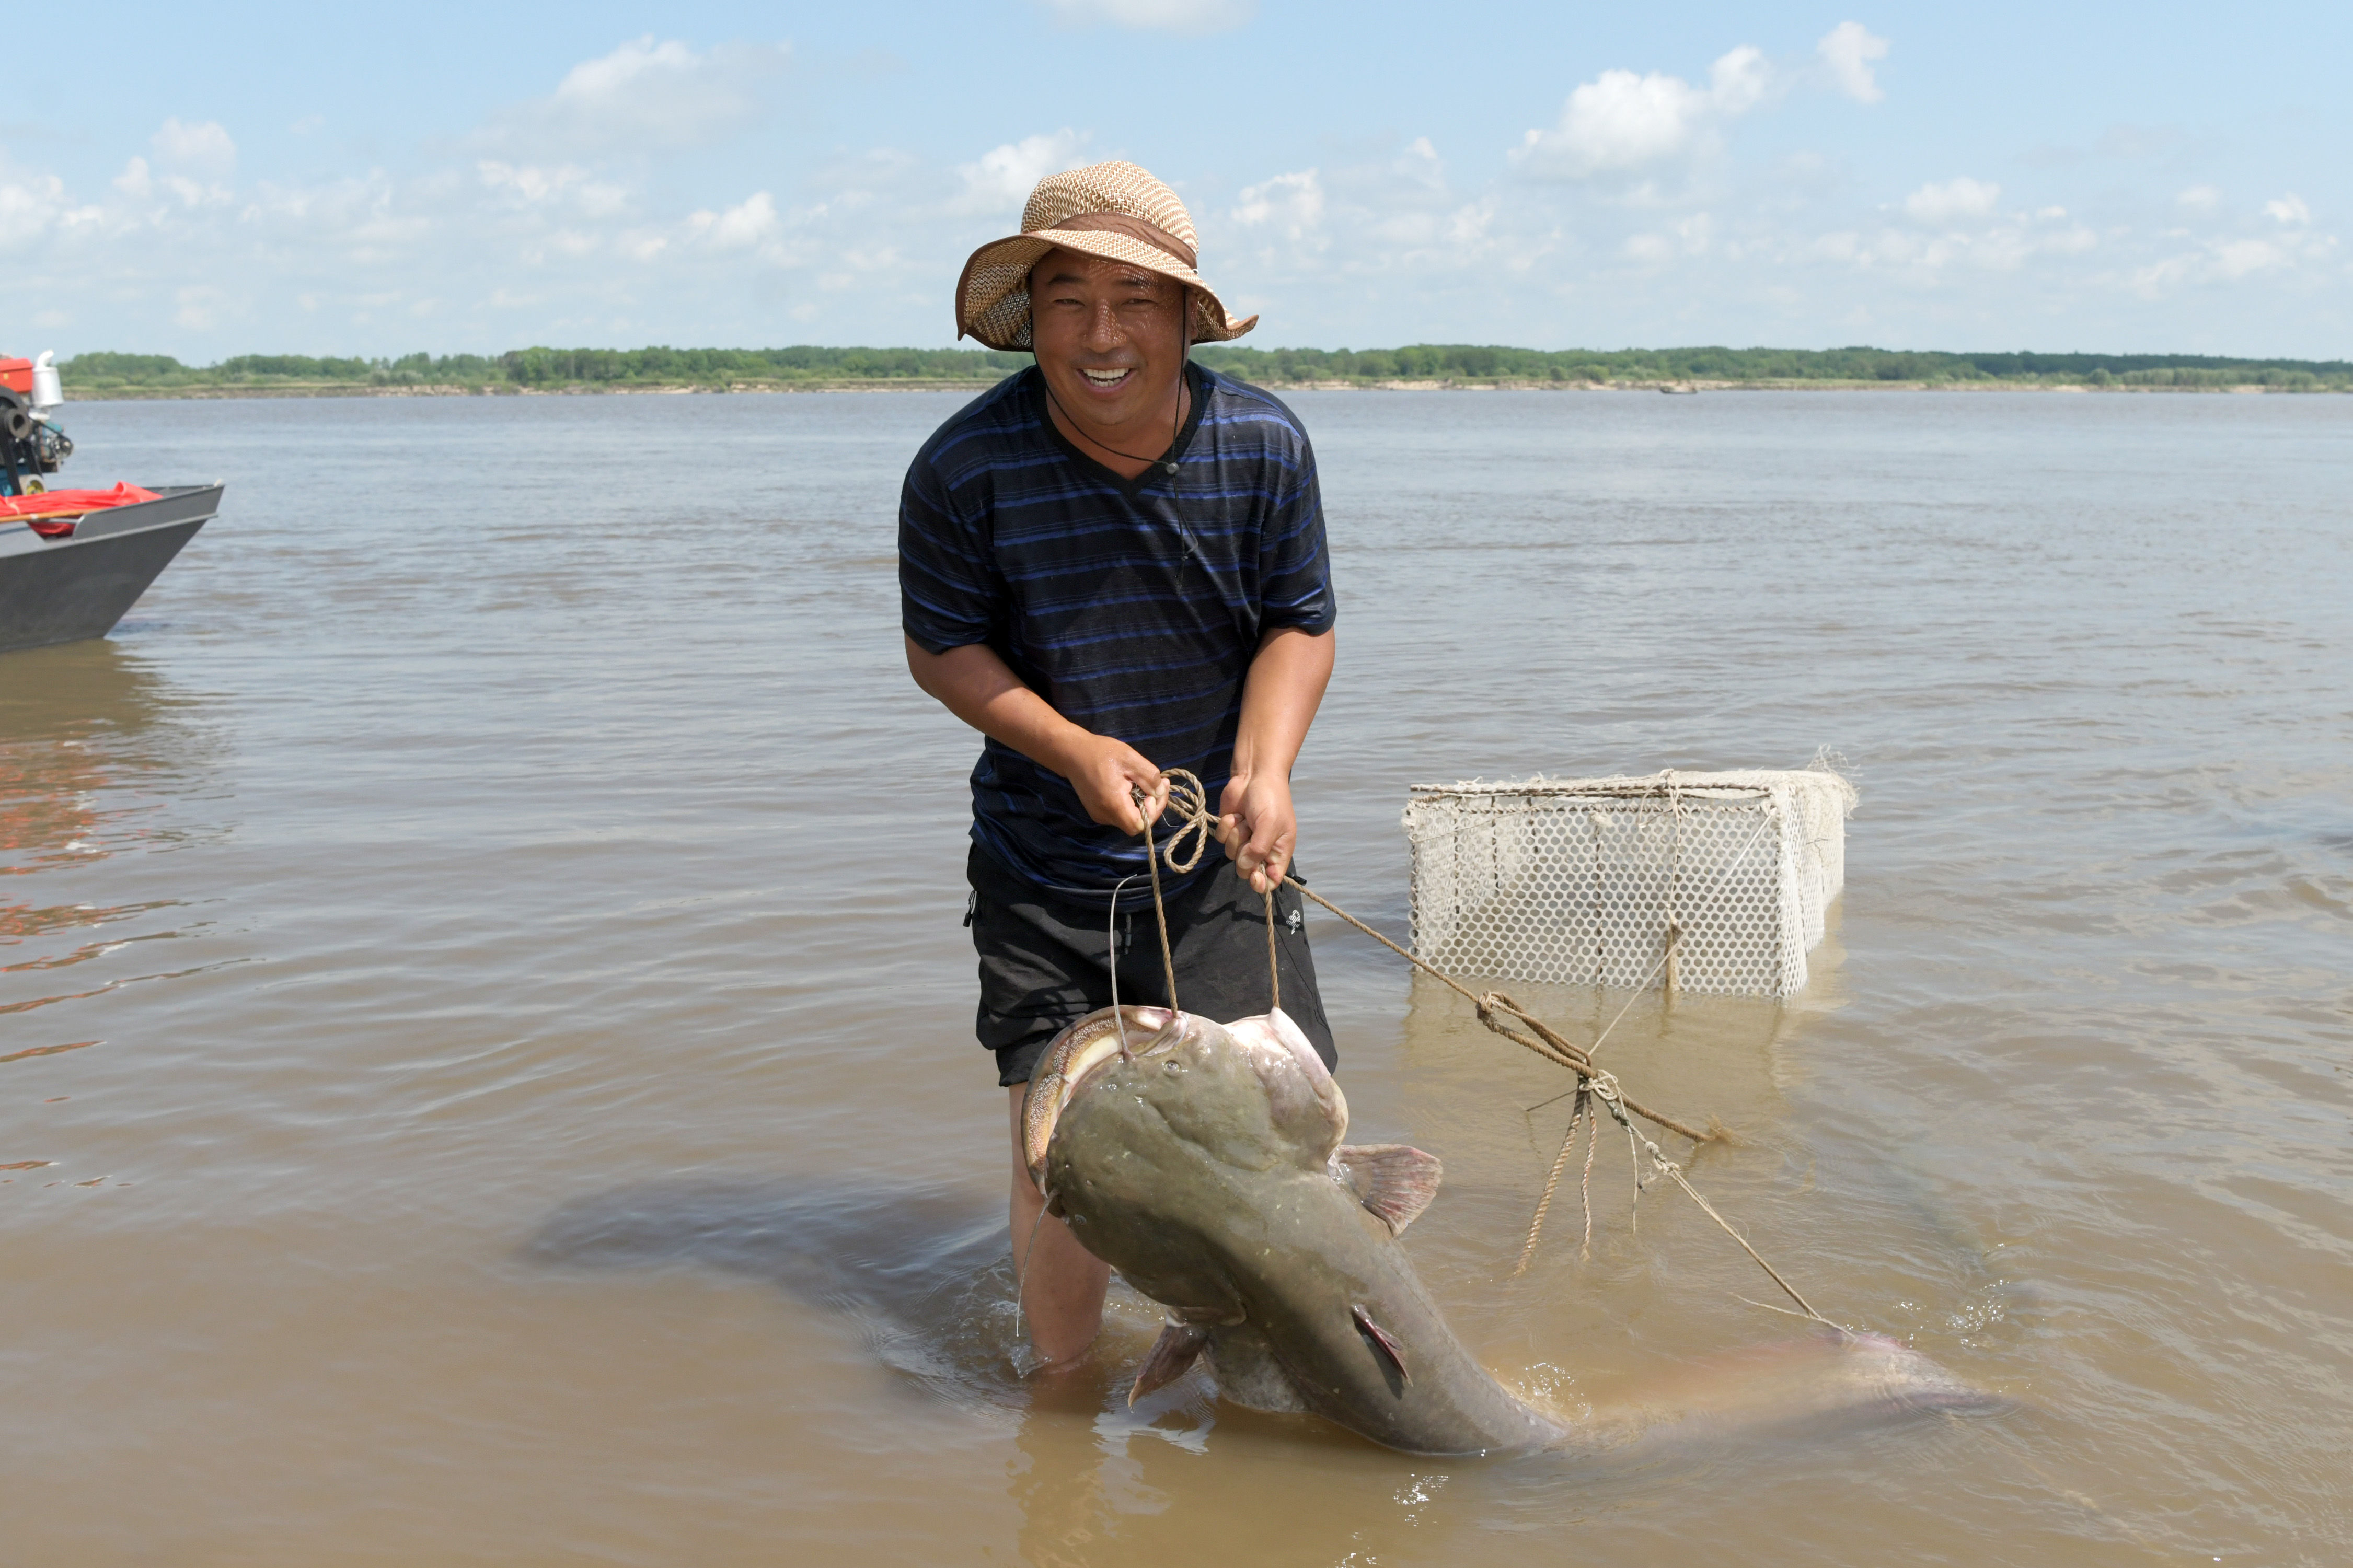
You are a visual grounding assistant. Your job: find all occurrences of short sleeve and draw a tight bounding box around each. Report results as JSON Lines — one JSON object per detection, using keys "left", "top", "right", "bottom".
{"left": 898, "top": 451, "right": 1000, "bottom": 655}
{"left": 1257, "top": 435, "right": 1336, "bottom": 635}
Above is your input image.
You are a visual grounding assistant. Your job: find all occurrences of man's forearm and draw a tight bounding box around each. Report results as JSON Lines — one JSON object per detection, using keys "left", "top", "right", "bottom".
{"left": 904, "top": 635, "right": 1087, "bottom": 776}
{"left": 1230, "top": 626, "right": 1335, "bottom": 787}
{"left": 904, "top": 635, "right": 1168, "bottom": 832}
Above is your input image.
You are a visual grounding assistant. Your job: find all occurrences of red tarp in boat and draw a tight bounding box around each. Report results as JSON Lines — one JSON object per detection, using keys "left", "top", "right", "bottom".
{"left": 1, "top": 483, "right": 162, "bottom": 538}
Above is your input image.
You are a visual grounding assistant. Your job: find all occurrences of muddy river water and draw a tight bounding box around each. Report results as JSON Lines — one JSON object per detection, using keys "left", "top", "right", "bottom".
{"left": 3, "top": 388, "right": 2348, "bottom": 1565}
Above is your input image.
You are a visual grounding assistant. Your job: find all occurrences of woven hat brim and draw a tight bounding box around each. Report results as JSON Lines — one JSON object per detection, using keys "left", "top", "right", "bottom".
{"left": 957, "top": 230, "right": 1258, "bottom": 352}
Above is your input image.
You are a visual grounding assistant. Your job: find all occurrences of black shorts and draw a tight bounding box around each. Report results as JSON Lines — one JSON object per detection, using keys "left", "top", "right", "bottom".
{"left": 966, "top": 841, "right": 1337, "bottom": 1086}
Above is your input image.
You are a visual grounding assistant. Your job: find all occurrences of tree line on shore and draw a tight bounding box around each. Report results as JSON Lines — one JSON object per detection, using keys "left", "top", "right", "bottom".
{"left": 51, "top": 343, "right": 2353, "bottom": 394}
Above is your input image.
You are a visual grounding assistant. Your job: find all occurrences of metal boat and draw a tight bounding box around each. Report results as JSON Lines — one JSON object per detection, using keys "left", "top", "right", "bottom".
{"left": 1, "top": 484, "right": 224, "bottom": 654}
{"left": 2, "top": 351, "right": 221, "bottom": 655}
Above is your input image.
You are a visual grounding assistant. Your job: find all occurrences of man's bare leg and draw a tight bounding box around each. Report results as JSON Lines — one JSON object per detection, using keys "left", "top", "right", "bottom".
{"left": 1007, "top": 1085, "right": 1111, "bottom": 1363}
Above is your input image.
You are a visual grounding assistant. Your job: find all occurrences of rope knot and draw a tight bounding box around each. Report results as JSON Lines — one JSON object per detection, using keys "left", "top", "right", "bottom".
{"left": 1154, "top": 768, "right": 1216, "bottom": 875}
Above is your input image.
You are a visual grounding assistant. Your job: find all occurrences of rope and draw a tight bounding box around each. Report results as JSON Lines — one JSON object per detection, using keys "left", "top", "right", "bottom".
{"left": 1133, "top": 785, "right": 1183, "bottom": 1013}
{"left": 1150, "top": 769, "right": 1215, "bottom": 873}
{"left": 1281, "top": 880, "right": 1715, "bottom": 1144}
{"left": 1590, "top": 1061, "right": 1832, "bottom": 1323}
{"left": 1264, "top": 886, "right": 1281, "bottom": 1014}
{"left": 1132, "top": 769, "right": 1830, "bottom": 1326}
{"left": 1578, "top": 1089, "right": 1599, "bottom": 1261}
{"left": 1132, "top": 768, "right": 1282, "bottom": 1019}
{"left": 1515, "top": 1087, "right": 1588, "bottom": 1275}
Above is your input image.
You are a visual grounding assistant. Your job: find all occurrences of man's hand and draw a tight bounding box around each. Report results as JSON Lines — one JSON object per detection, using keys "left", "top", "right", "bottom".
{"left": 1064, "top": 733, "right": 1169, "bottom": 835}
{"left": 1217, "top": 768, "right": 1296, "bottom": 894}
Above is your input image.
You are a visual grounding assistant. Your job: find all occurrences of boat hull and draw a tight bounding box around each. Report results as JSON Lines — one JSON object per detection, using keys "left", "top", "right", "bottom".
{"left": 0, "top": 484, "right": 220, "bottom": 655}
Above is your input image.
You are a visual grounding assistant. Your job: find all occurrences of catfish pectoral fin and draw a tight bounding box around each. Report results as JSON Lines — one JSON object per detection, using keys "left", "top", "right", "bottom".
{"left": 1351, "top": 1305, "right": 1411, "bottom": 1386}
{"left": 1129, "top": 1321, "right": 1214, "bottom": 1407}
{"left": 1333, "top": 1144, "right": 1444, "bottom": 1235}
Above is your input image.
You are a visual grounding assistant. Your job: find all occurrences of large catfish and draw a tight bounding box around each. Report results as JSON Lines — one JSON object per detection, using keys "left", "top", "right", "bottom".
{"left": 1022, "top": 1004, "right": 1990, "bottom": 1457}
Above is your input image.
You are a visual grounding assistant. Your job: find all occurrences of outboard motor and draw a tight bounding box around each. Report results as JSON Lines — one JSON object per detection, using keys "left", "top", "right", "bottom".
{"left": 1, "top": 351, "right": 76, "bottom": 496}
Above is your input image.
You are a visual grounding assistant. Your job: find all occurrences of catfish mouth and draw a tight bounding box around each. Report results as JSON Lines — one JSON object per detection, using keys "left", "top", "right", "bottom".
{"left": 1020, "top": 1006, "right": 1344, "bottom": 1200}
{"left": 1020, "top": 1006, "right": 1181, "bottom": 1197}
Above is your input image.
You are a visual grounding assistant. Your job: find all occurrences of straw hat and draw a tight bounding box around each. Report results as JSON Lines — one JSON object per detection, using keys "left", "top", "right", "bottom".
{"left": 954, "top": 160, "right": 1258, "bottom": 352}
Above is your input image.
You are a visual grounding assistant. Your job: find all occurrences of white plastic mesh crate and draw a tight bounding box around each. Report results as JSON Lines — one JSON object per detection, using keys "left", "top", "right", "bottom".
{"left": 1401, "top": 766, "right": 1858, "bottom": 998}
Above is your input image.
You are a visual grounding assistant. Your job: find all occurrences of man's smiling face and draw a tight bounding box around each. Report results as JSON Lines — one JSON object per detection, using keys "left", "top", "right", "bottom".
{"left": 1028, "top": 247, "right": 1189, "bottom": 438}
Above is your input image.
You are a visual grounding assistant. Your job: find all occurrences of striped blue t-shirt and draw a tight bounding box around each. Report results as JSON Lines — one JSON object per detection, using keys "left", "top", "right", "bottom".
{"left": 899, "top": 362, "right": 1336, "bottom": 903}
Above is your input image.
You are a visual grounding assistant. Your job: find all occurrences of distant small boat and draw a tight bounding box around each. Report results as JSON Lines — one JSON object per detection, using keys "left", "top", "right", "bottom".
{"left": 4, "top": 350, "right": 222, "bottom": 655}
{"left": 1659, "top": 384, "right": 1699, "bottom": 395}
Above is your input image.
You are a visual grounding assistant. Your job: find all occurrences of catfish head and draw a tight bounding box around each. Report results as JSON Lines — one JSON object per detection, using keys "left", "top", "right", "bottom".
{"left": 1021, "top": 1006, "right": 1352, "bottom": 1204}
{"left": 1020, "top": 1006, "right": 1537, "bottom": 1453}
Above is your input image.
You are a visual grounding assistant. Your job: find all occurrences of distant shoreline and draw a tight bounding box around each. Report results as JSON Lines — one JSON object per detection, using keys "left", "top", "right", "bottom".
{"left": 45, "top": 343, "right": 2350, "bottom": 401}
{"left": 65, "top": 376, "right": 2340, "bottom": 401}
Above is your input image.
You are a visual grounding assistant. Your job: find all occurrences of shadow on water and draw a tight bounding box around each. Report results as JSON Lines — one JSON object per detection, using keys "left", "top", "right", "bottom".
{"left": 522, "top": 1178, "right": 1038, "bottom": 1411}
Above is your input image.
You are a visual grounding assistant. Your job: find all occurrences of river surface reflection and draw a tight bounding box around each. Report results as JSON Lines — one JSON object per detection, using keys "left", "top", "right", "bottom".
{"left": 1, "top": 389, "right": 2348, "bottom": 1565}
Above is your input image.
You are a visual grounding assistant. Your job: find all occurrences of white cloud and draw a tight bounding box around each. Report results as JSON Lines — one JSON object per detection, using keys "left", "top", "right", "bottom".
{"left": 1626, "top": 212, "right": 1714, "bottom": 263}
{"left": 1444, "top": 197, "right": 1496, "bottom": 249}
{"left": 0, "top": 167, "right": 100, "bottom": 251}
{"left": 688, "top": 191, "right": 780, "bottom": 249}
{"left": 5, "top": 47, "right": 2345, "bottom": 365}
{"left": 1232, "top": 169, "right": 1325, "bottom": 241}
{"left": 954, "top": 131, "right": 1089, "bottom": 214}
{"left": 1394, "top": 137, "right": 1445, "bottom": 193}
{"left": 491, "top": 36, "right": 793, "bottom": 156}
{"left": 1904, "top": 177, "right": 2001, "bottom": 225}
{"left": 1038, "top": 0, "right": 1254, "bottom": 34}
{"left": 2216, "top": 240, "right": 2285, "bottom": 276}
{"left": 555, "top": 36, "right": 697, "bottom": 101}
{"left": 1708, "top": 47, "right": 1772, "bottom": 115}
{"left": 1201, "top": 137, "right": 1507, "bottom": 286}
{"left": 152, "top": 118, "right": 237, "bottom": 176}
{"left": 1803, "top": 204, "right": 2094, "bottom": 281}
{"left": 1512, "top": 47, "right": 1774, "bottom": 179}
{"left": 2124, "top": 223, "right": 2337, "bottom": 297}
{"left": 1817, "top": 22, "right": 1890, "bottom": 104}
{"left": 478, "top": 161, "right": 627, "bottom": 217}
{"left": 110, "top": 152, "right": 228, "bottom": 209}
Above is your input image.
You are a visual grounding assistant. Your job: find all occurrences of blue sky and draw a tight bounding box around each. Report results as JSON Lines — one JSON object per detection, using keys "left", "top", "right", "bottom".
{"left": 4, "top": 1, "right": 2346, "bottom": 358}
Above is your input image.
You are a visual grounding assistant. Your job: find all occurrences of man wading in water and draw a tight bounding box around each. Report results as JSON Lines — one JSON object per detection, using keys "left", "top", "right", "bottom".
{"left": 901, "top": 161, "right": 1339, "bottom": 1364}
